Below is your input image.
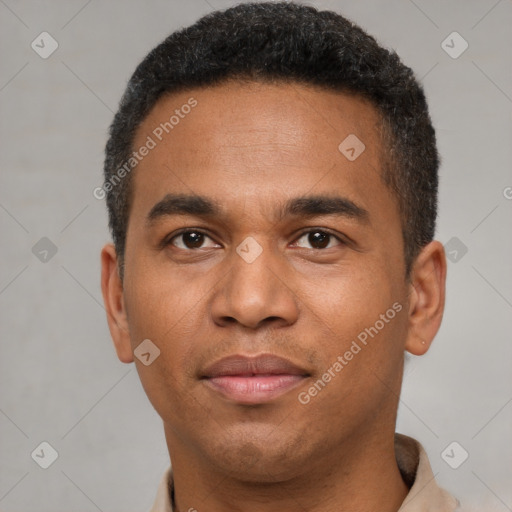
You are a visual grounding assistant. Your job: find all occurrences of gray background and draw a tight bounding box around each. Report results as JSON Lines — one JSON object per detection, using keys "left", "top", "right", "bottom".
{"left": 1, "top": 0, "right": 511, "bottom": 510}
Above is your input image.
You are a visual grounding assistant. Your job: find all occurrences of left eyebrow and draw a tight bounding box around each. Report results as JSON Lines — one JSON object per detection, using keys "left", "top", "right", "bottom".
{"left": 280, "top": 195, "right": 369, "bottom": 223}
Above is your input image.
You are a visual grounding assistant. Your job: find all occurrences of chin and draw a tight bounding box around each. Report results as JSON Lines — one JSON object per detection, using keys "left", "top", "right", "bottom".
{"left": 201, "top": 428, "right": 311, "bottom": 482}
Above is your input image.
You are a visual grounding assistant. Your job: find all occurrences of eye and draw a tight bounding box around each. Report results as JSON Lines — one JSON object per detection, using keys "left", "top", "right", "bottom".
{"left": 292, "top": 229, "right": 343, "bottom": 250}
{"left": 168, "top": 230, "right": 220, "bottom": 250}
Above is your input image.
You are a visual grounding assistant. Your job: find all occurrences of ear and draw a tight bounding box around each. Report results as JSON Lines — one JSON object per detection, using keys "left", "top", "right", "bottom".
{"left": 404, "top": 241, "right": 447, "bottom": 356}
{"left": 100, "top": 243, "right": 133, "bottom": 363}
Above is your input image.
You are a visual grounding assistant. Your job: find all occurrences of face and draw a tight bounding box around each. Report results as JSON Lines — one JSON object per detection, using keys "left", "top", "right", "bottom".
{"left": 102, "top": 81, "right": 446, "bottom": 481}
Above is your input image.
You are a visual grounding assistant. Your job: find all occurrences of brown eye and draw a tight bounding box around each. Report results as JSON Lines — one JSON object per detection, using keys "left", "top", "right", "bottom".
{"left": 294, "top": 230, "right": 342, "bottom": 249}
{"left": 308, "top": 231, "right": 330, "bottom": 249}
{"left": 169, "top": 230, "right": 218, "bottom": 250}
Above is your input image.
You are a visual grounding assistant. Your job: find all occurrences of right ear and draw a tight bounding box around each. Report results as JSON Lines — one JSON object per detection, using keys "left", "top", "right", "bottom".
{"left": 100, "top": 244, "right": 133, "bottom": 363}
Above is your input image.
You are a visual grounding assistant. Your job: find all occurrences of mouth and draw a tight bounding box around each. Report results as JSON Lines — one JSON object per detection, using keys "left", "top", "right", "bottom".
{"left": 200, "top": 353, "right": 310, "bottom": 404}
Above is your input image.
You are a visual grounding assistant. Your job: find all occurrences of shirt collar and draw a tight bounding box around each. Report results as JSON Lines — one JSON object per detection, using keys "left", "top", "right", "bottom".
{"left": 395, "top": 433, "right": 459, "bottom": 511}
{"left": 150, "top": 433, "right": 459, "bottom": 512}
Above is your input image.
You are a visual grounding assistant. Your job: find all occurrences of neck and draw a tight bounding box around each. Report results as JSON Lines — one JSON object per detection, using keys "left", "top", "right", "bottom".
{"left": 165, "top": 428, "right": 409, "bottom": 512}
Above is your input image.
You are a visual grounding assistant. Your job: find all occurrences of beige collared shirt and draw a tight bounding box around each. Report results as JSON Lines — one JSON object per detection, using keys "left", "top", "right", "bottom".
{"left": 149, "top": 433, "right": 460, "bottom": 512}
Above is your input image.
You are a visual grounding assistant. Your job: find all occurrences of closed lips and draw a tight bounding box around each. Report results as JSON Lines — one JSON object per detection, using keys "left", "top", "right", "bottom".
{"left": 200, "top": 354, "right": 310, "bottom": 404}
{"left": 201, "top": 354, "right": 310, "bottom": 378}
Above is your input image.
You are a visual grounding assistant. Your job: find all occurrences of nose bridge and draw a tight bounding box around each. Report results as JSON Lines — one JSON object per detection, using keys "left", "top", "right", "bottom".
{"left": 237, "top": 235, "right": 275, "bottom": 283}
{"left": 211, "top": 235, "right": 299, "bottom": 329}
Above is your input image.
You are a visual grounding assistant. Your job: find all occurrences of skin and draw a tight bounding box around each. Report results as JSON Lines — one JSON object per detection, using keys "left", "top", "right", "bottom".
{"left": 101, "top": 81, "right": 446, "bottom": 512}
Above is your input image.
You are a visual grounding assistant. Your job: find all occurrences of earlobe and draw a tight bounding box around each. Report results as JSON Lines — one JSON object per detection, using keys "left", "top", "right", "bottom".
{"left": 100, "top": 244, "right": 134, "bottom": 363}
{"left": 404, "top": 241, "right": 447, "bottom": 356}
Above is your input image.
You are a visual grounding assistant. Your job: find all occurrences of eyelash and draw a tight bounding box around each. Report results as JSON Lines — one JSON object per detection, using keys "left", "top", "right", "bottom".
{"left": 165, "top": 228, "right": 346, "bottom": 250}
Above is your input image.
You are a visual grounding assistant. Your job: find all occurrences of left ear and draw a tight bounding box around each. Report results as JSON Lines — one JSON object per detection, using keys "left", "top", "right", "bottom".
{"left": 404, "top": 240, "right": 447, "bottom": 356}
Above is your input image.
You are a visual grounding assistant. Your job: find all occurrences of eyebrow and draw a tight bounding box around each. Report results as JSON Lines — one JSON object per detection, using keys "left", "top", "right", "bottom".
{"left": 282, "top": 195, "right": 368, "bottom": 222}
{"left": 147, "top": 194, "right": 220, "bottom": 222}
{"left": 146, "top": 193, "right": 369, "bottom": 225}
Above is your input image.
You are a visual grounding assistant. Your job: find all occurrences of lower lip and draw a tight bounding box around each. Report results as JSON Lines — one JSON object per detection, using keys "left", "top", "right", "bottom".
{"left": 204, "top": 374, "right": 306, "bottom": 404}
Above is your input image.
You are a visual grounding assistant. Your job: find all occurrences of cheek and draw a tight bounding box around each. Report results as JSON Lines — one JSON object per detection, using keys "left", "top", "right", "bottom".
{"left": 310, "top": 263, "right": 396, "bottom": 320}
{"left": 122, "top": 262, "right": 206, "bottom": 402}
{"left": 307, "top": 266, "right": 407, "bottom": 375}
{"left": 123, "top": 255, "right": 202, "bottom": 340}
{"left": 298, "top": 301, "right": 407, "bottom": 432}
{"left": 123, "top": 269, "right": 202, "bottom": 420}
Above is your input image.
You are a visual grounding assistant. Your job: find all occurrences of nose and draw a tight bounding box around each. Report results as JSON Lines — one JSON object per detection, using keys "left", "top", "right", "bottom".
{"left": 210, "top": 239, "right": 300, "bottom": 330}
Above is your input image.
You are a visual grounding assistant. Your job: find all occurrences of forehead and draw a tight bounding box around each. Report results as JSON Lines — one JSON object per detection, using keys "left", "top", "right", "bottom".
{"left": 129, "top": 81, "right": 393, "bottom": 223}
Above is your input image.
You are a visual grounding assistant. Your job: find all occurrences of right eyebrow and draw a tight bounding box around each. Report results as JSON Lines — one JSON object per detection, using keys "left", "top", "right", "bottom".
{"left": 146, "top": 194, "right": 221, "bottom": 225}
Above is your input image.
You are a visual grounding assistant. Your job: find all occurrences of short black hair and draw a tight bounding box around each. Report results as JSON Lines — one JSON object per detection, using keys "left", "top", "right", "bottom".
{"left": 104, "top": 1, "right": 439, "bottom": 278}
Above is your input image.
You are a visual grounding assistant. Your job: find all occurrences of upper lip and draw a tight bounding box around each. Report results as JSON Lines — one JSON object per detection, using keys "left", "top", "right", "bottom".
{"left": 201, "top": 354, "right": 310, "bottom": 378}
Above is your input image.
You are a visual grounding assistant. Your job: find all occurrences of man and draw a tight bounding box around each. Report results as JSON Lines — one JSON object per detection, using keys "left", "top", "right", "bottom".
{"left": 100, "top": 2, "right": 458, "bottom": 511}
